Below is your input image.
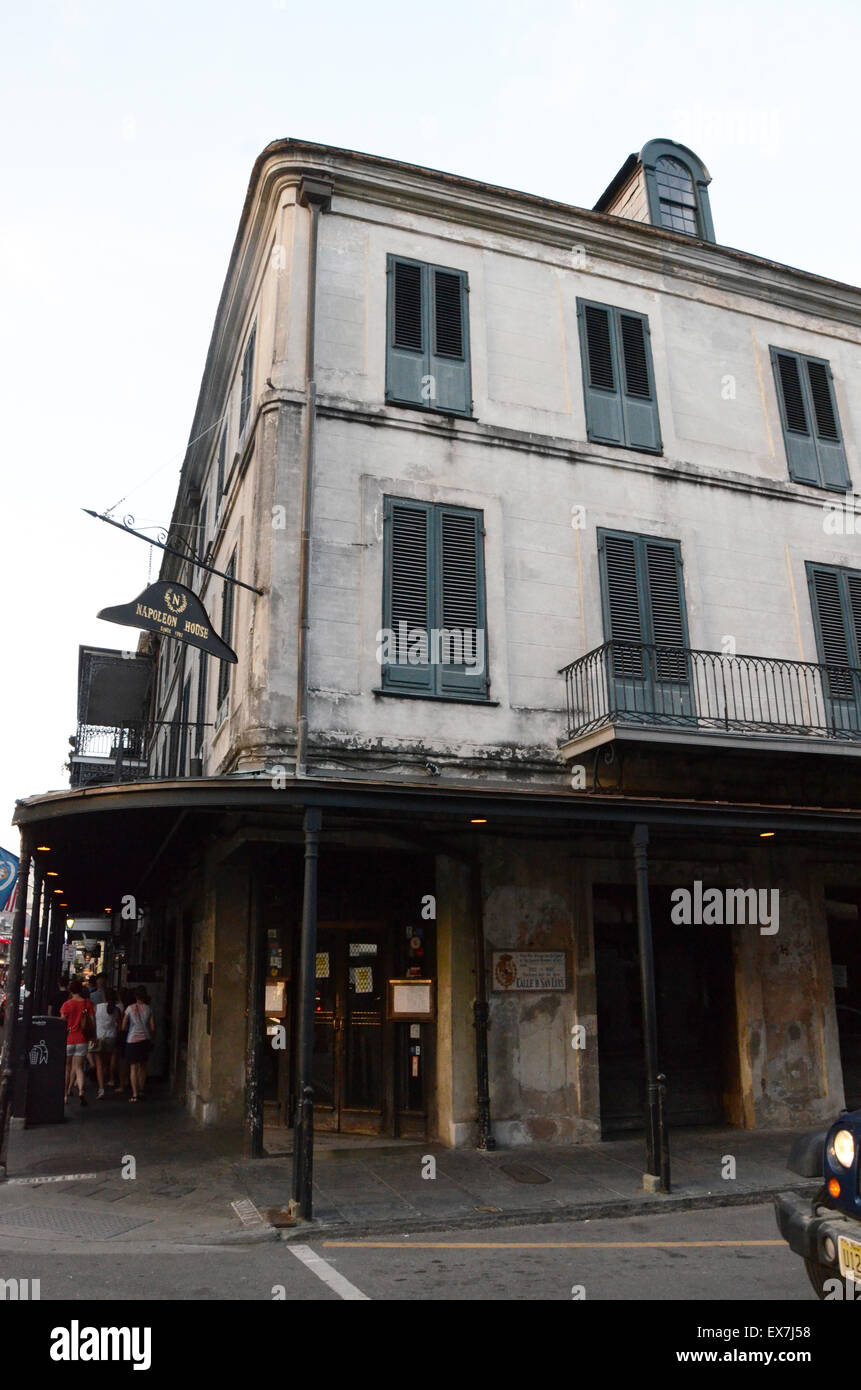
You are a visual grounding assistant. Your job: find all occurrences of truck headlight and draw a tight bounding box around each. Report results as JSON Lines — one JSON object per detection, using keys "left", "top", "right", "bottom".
{"left": 832, "top": 1128, "right": 856, "bottom": 1169}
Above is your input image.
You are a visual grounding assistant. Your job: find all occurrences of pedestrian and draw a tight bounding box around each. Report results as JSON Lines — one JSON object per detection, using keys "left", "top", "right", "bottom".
{"left": 89, "top": 973, "right": 107, "bottom": 1006}
{"left": 122, "top": 987, "right": 155, "bottom": 1102}
{"left": 60, "top": 979, "right": 95, "bottom": 1106}
{"left": 48, "top": 974, "right": 70, "bottom": 1017}
{"left": 115, "top": 988, "right": 133, "bottom": 1094}
{"left": 93, "top": 987, "right": 122, "bottom": 1096}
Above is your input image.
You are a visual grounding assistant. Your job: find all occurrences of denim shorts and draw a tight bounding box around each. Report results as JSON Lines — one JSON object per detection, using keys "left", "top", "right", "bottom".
{"left": 66, "top": 1043, "right": 88, "bottom": 1057}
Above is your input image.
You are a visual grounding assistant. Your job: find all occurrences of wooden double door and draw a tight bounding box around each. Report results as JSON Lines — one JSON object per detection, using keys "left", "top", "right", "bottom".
{"left": 312, "top": 924, "right": 387, "bottom": 1134}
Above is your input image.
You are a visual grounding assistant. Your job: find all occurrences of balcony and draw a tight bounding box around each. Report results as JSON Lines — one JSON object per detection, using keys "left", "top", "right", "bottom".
{"left": 69, "top": 721, "right": 204, "bottom": 788}
{"left": 560, "top": 642, "right": 861, "bottom": 757}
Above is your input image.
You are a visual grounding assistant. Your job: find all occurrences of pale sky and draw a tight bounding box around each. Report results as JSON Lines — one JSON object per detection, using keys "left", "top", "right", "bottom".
{"left": 2, "top": 0, "right": 859, "bottom": 840}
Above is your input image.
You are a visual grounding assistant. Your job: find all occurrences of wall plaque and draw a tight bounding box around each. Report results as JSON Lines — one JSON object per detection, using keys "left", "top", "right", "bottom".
{"left": 491, "top": 950, "right": 569, "bottom": 992}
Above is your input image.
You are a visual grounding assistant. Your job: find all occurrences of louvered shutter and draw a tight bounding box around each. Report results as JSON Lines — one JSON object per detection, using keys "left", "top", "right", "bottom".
{"left": 437, "top": 507, "right": 487, "bottom": 697}
{"left": 429, "top": 267, "right": 471, "bottom": 415}
{"left": 644, "top": 538, "right": 692, "bottom": 712}
{"left": 578, "top": 302, "right": 625, "bottom": 445}
{"left": 807, "top": 358, "right": 849, "bottom": 490}
{"left": 807, "top": 564, "right": 861, "bottom": 729}
{"left": 599, "top": 531, "right": 691, "bottom": 718}
{"left": 386, "top": 257, "right": 471, "bottom": 415}
{"left": 771, "top": 348, "right": 848, "bottom": 489}
{"left": 216, "top": 428, "right": 227, "bottom": 502}
{"left": 239, "top": 327, "right": 256, "bottom": 437}
{"left": 196, "top": 652, "right": 208, "bottom": 754}
{"left": 578, "top": 301, "right": 660, "bottom": 452}
{"left": 216, "top": 555, "right": 236, "bottom": 711}
{"left": 619, "top": 311, "right": 662, "bottom": 452}
{"left": 386, "top": 258, "right": 426, "bottom": 408}
{"left": 382, "top": 498, "right": 434, "bottom": 693}
{"left": 599, "top": 532, "right": 645, "bottom": 712}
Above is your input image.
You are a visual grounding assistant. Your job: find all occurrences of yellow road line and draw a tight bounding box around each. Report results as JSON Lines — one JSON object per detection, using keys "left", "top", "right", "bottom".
{"left": 322, "top": 1240, "right": 785, "bottom": 1250}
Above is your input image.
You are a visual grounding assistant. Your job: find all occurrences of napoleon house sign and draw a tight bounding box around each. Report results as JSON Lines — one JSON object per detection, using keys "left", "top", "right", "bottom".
{"left": 98, "top": 581, "right": 237, "bottom": 662}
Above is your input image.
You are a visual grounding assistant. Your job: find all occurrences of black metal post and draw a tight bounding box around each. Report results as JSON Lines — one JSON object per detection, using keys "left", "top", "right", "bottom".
{"left": 48, "top": 905, "right": 65, "bottom": 1003}
{"left": 0, "top": 832, "right": 32, "bottom": 1178}
{"left": 34, "top": 877, "right": 52, "bottom": 1013}
{"left": 245, "top": 869, "right": 265, "bottom": 1159}
{"left": 13, "top": 865, "right": 43, "bottom": 1121}
{"left": 470, "top": 857, "right": 495, "bottom": 1150}
{"left": 292, "top": 807, "right": 322, "bottom": 1219}
{"left": 632, "top": 823, "right": 670, "bottom": 1193}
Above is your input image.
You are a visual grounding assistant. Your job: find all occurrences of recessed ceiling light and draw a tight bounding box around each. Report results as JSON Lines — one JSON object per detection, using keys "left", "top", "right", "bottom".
{"left": 46, "top": 871, "right": 58, "bottom": 877}
{"left": 759, "top": 831, "right": 775, "bottom": 839}
{"left": 470, "top": 818, "right": 487, "bottom": 824}
{"left": 36, "top": 845, "right": 51, "bottom": 852}
{"left": 53, "top": 889, "right": 63, "bottom": 894}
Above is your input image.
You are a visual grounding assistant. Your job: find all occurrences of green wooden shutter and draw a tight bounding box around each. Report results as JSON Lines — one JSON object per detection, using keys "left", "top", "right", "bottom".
{"left": 643, "top": 538, "right": 691, "bottom": 701}
{"left": 381, "top": 498, "right": 434, "bottom": 693}
{"left": 216, "top": 554, "right": 236, "bottom": 710}
{"left": 806, "top": 358, "right": 849, "bottom": 489}
{"left": 386, "top": 257, "right": 426, "bottom": 408}
{"left": 239, "top": 327, "right": 256, "bottom": 437}
{"left": 430, "top": 267, "right": 471, "bottom": 415}
{"left": 618, "top": 311, "right": 661, "bottom": 452}
{"left": 599, "top": 530, "right": 690, "bottom": 716}
{"left": 807, "top": 563, "right": 861, "bottom": 728}
{"left": 437, "top": 506, "right": 487, "bottom": 697}
{"left": 578, "top": 301, "right": 624, "bottom": 445}
{"left": 578, "top": 301, "right": 660, "bottom": 452}
{"left": 195, "top": 652, "right": 208, "bottom": 754}
{"left": 772, "top": 349, "right": 849, "bottom": 489}
{"left": 387, "top": 257, "right": 471, "bottom": 415}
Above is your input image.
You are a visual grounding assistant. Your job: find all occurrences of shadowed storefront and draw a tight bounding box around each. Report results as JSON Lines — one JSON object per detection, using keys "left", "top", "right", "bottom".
{"left": 3, "top": 775, "right": 858, "bottom": 1215}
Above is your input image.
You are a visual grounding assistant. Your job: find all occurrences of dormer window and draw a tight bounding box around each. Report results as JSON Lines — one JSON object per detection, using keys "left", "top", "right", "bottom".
{"left": 655, "top": 156, "right": 698, "bottom": 235}
{"left": 594, "top": 138, "right": 715, "bottom": 243}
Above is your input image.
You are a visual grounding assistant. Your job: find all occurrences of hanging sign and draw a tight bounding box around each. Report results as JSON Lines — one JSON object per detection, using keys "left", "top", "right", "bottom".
{"left": 98, "top": 581, "right": 237, "bottom": 662}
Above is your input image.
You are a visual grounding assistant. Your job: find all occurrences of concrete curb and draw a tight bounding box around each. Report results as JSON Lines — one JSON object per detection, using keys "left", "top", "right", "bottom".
{"left": 276, "top": 1180, "right": 818, "bottom": 1242}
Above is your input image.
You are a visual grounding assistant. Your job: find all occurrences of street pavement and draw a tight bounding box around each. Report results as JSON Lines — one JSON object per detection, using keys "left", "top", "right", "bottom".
{"left": 0, "top": 1081, "right": 827, "bottom": 1303}
{"left": 0, "top": 1203, "right": 814, "bottom": 1300}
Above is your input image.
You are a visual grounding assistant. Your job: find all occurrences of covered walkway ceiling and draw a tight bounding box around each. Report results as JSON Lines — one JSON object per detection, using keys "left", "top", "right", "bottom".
{"left": 12, "top": 775, "right": 861, "bottom": 917}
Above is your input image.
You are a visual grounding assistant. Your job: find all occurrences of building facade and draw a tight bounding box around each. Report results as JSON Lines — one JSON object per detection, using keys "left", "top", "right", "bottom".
{"left": 16, "top": 137, "right": 861, "bottom": 1156}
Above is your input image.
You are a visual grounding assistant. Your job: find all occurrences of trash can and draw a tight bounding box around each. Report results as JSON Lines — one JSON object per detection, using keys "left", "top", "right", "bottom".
{"left": 21, "top": 1015, "right": 67, "bottom": 1125}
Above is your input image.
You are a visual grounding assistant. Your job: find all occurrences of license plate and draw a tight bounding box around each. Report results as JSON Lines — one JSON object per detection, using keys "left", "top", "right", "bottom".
{"left": 838, "top": 1235, "right": 861, "bottom": 1282}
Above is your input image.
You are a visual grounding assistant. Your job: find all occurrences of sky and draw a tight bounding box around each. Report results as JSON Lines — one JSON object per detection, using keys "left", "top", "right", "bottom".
{"left": 1, "top": 0, "right": 859, "bottom": 841}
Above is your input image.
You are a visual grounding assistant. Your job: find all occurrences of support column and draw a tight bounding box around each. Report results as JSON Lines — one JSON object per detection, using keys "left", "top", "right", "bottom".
{"left": 292, "top": 807, "right": 321, "bottom": 1218}
{"left": 34, "top": 880, "right": 52, "bottom": 1013}
{"left": 632, "top": 824, "right": 670, "bottom": 1194}
{"left": 470, "top": 857, "right": 494, "bottom": 1150}
{"left": 0, "top": 831, "right": 32, "bottom": 1177}
{"left": 245, "top": 870, "right": 265, "bottom": 1159}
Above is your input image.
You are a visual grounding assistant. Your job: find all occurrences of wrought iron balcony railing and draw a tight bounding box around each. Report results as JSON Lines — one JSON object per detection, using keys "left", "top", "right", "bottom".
{"left": 69, "top": 721, "right": 206, "bottom": 787}
{"left": 560, "top": 641, "right": 861, "bottom": 744}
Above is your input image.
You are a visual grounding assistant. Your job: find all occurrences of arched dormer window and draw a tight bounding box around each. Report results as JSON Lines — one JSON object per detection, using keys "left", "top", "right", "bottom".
{"left": 640, "top": 140, "right": 715, "bottom": 243}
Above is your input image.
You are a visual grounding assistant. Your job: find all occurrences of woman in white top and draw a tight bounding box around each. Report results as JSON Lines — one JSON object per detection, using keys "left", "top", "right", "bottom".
{"left": 93, "top": 987, "right": 122, "bottom": 1097}
{"left": 122, "top": 987, "right": 155, "bottom": 1102}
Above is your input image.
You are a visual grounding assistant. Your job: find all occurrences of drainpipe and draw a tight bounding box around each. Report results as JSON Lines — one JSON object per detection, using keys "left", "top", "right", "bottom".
{"left": 470, "top": 856, "right": 495, "bottom": 1149}
{"left": 295, "top": 176, "right": 333, "bottom": 779}
{"left": 632, "top": 823, "right": 670, "bottom": 1193}
{"left": 292, "top": 806, "right": 322, "bottom": 1218}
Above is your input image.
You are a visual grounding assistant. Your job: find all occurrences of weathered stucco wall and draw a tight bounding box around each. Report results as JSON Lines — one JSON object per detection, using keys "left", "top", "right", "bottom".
{"left": 481, "top": 838, "right": 598, "bottom": 1145}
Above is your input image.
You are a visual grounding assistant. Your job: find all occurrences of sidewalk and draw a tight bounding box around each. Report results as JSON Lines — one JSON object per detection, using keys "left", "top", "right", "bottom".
{"left": 0, "top": 1084, "right": 819, "bottom": 1248}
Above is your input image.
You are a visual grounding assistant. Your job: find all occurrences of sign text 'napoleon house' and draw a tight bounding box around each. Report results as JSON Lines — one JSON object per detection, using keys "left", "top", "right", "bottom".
{"left": 98, "top": 582, "right": 237, "bottom": 662}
